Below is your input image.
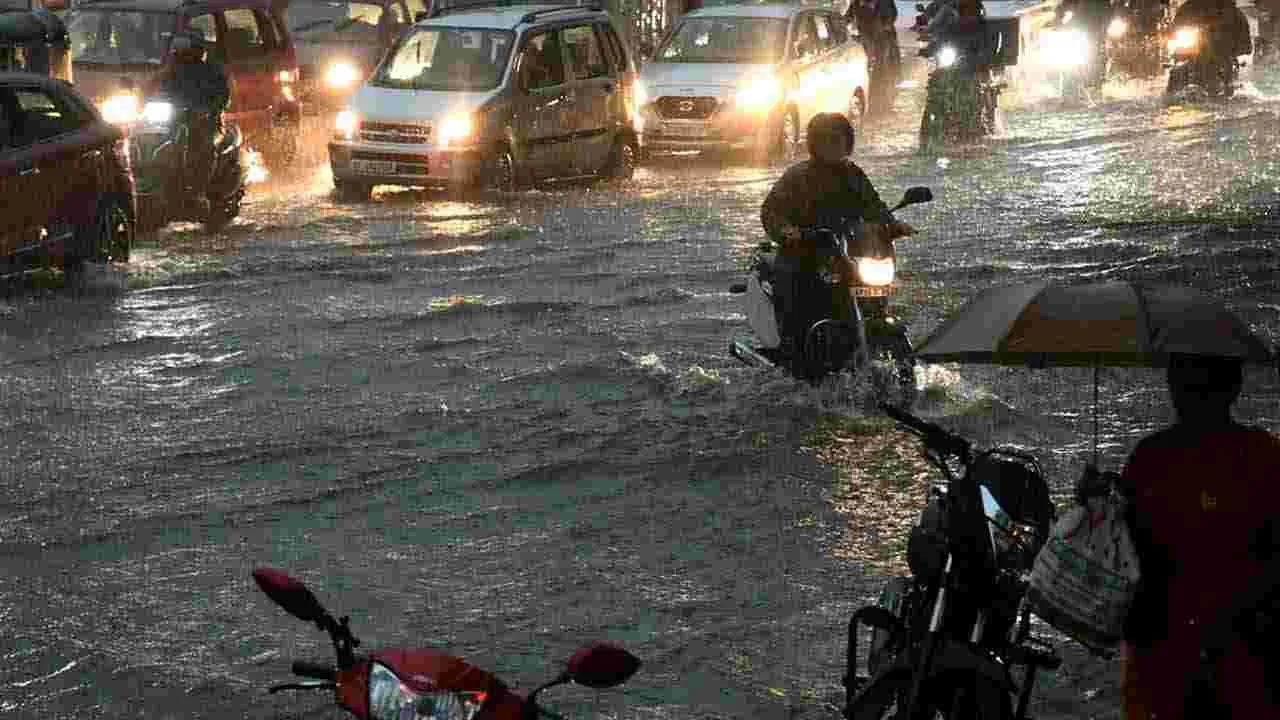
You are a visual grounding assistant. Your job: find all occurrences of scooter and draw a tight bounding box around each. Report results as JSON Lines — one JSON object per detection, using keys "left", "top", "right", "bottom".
{"left": 129, "top": 96, "right": 249, "bottom": 231}
{"left": 728, "top": 187, "right": 933, "bottom": 408}
{"left": 253, "top": 567, "right": 642, "bottom": 719}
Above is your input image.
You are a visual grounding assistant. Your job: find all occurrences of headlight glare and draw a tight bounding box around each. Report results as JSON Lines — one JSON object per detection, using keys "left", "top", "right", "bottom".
{"left": 1043, "top": 29, "right": 1090, "bottom": 67}
{"left": 734, "top": 75, "right": 782, "bottom": 110}
{"left": 938, "top": 45, "right": 958, "bottom": 67}
{"left": 142, "top": 101, "right": 174, "bottom": 125}
{"left": 335, "top": 109, "right": 359, "bottom": 140}
{"left": 438, "top": 112, "right": 475, "bottom": 147}
{"left": 1107, "top": 17, "right": 1128, "bottom": 38}
{"left": 855, "top": 257, "right": 895, "bottom": 286}
{"left": 324, "top": 60, "right": 360, "bottom": 89}
{"left": 1168, "top": 27, "right": 1200, "bottom": 53}
{"left": 99, "top": 93, "right": 140, "bottom": 124}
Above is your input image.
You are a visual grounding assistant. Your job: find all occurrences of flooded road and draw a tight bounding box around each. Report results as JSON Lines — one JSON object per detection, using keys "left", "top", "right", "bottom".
{"left": 3, "top": 35, "right": 1280, "bottom": 719}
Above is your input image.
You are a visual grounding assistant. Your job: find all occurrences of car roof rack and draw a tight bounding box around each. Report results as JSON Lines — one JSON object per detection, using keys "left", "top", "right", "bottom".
{"left": 426, "top": 0, "right": 601, "bottom": 19}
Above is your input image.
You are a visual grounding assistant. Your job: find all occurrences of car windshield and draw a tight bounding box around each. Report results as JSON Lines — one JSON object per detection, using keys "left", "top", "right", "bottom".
{"left": 373, "top": 27, "right": 513, "bottom": 91}
{"left": 67, "top": 9, "right": 174, "bottom": 65}
{"left": 654, "top": 16, "right": 787, "bottom": 63}
{"left": 287, "top": 0, "right": 386, "bottom": 35}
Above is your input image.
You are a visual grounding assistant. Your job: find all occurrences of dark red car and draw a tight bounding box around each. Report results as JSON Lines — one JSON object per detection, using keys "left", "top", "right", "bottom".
{"left": 0, "top": 72, "right": 134, "bottom": 276}
{"left": 64, "top": 0, "right": 303, "bottom": 169}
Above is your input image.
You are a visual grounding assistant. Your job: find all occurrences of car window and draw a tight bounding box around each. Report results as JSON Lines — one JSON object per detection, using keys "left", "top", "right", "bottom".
{"left": 0, "top": 94, "right": 12, "bottom": 151}
{"left": 405, "top": 0, "right": 425, "bottom": 20}
{"left": 563, "top": 24, "right": 607, "bottom": 80}
{"left": 827, "top": 12, "right": 848, "bottom": 45}
{"left": 519, "top": 30, "right": 566, "bottom": 90}
{"left": 10, "top": 87, "right": 88, "bottom": 146}
{"left": 374, "top": 26, "right": 513, "bottom": 90}
{"left": 791, "top": 14, "right": 819, "bottom": 59}
{"left": 67, "top": 9, "right": 175, "bottom": 65}
{"left": 599, "top": 23, "right": 625, "bottom": 74}
{"left": 255, "top": 10, "right": 280, "bottom": 49}
{"left": 654, "top": 16, "right": 787, "bottom": 64}
{"left": 813, "top": 14, "right": 834, "bottom": 52}
{"left": 222, "top": 7, "right": 266, "bottom": 60}
{"left": 186, "top": 13, "right": 222, "bottom": 62}
{"left": 387, "top": 0, "right": 407, "bottom": 25}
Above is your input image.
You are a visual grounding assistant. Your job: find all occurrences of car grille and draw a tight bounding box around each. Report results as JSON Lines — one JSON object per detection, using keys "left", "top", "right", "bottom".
{"left": 655, "top": 96, "right": 719, "bottom": 120}
{"left": 360, "top": 122, "right": 433, "bottom": 144}
{"left": 350, "top": 150, "right": 430, "bottom": 177}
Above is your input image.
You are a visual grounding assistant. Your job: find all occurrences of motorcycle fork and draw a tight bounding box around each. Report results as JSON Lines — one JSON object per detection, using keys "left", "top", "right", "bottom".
{"left": 904, "top": 553, "right": 952, "bottom": 718}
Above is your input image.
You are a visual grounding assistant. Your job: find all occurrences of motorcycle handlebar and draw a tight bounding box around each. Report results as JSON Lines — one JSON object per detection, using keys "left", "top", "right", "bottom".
{"left": 292, "top": 660, "right": 337, "bottom": 681}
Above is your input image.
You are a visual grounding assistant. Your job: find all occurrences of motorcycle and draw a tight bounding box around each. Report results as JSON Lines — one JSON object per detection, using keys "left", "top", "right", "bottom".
{"left": 1164, "top": 23, "right": 1244, "bottom": 98}
{"left": 252, "top": 567, "right": 642, "bottom": 719}
{"left": 727, "top": 187, "right": 933, "bottom": 408}
{"left": 843, "top": 403, "right": 1062, "bottom": 720}
{"left": 1103, "top": 0, "right": 1171, "bottom": 80}
{"left": 917, "top": 16, "right": 1017, "bottom": 146}
{"left": 129, "top": 96, "right": 249, "bottom": 231}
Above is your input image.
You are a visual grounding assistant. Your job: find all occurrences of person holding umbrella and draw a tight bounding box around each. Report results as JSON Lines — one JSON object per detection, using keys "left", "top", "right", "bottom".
{"left": 1116, "top": 353, "right": 1280, "bottom": 719}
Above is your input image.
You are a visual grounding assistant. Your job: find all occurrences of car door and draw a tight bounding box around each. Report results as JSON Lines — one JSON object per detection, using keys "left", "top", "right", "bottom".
{"left": 789, "top": 13, "right": 826, "bottom": 130}
{"left": 560, "top": 22, "right": 614, "bottom": 174}
{"left": 0, "top": 86, "right": 47, "bottom": 261}
{"left": 219, "top": 6, "right": 274, "bottom": 128}
{"left": 823, "top": 9, "right": 870, "bottom": 116}
{"left": 511, "top": 28, "right": 574, "bottom": 179}
{"left": 4, "top": 83, "right": 101, "bottom": 259}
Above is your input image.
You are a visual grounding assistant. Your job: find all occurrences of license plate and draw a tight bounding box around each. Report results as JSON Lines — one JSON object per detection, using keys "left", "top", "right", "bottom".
{"left": 352, "top": 159, "right": 396, "bottom": 175}
{"left": 664, "top": 122, "right": 705, "bottom": 138}
{"left": 853, "top": 285, "right": 893, "bottom": 297}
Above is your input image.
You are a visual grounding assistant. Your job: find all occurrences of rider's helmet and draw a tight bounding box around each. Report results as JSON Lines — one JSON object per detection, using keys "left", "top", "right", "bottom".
{"left": 806, "top": 112, "right": 855, "bottom": 158}
{"left": 171, "top": 30, "right": 208, "bottom": 64}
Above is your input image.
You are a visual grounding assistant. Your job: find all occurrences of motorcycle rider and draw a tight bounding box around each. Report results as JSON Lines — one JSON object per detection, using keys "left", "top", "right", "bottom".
{"left": 760, "top": 112, "right": 916, "bottom": 378}
{"left": 1170, "top": 0, "right": 1251, "bottom": 77}
{"left": 156, "top": 30, "right": 232, "bottom": 203}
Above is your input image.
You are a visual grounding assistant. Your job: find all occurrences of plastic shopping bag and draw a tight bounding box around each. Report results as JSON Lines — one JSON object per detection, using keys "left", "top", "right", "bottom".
{"left": 1025, "top": 493, "right": 1141, "bottom": 652}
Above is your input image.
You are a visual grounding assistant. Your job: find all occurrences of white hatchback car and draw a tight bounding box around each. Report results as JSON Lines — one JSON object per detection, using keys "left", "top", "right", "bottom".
{"left": 637, "top": 0, "right": 871, "bottom": 162}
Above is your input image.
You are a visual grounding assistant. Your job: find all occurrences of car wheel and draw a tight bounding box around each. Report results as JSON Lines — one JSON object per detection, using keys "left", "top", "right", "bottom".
{"left": 334, "top": 179, "right": 373, "bottom": 202}
{"left": 71, "top": 193, "right": 133, "bottom": 269}
{"left": 603, "top": 139, "right": 637, "bottom": 181}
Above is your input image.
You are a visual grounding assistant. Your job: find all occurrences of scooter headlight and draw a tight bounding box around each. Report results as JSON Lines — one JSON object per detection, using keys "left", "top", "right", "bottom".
{"left": 142, "top": 101, "right": 174, "bottom": 126}
{"left": 938, "top": 45, "right": 958, "bottom": 68}
{"left": 855, "top": 257, "right": 895, "bottom": 286}
{"left": 1168, "top": 26, "right": 1200, "bottom": 53}
{"left": 367, "top": 662, "right": 486, "bottom": 720}
{"left": 99, "top": 92, "right": 140, "bottom": 125}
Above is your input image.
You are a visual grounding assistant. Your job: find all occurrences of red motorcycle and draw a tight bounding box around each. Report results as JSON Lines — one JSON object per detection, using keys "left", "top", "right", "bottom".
{"left": 253, "top": 568, "right": 641, "bottom": 719}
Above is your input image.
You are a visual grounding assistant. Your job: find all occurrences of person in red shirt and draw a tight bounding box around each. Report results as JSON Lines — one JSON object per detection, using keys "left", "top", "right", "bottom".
{"left": 1118, "top": 353, "right": 1280, "bottom": 719}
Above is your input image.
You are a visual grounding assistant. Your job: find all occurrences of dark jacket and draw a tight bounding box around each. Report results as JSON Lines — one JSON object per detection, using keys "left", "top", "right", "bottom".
{"left": 157, "top": 59, "right": 231, "bottom": 113}
{"left": 760, "top": 158, "right": 892, "bottom": 270}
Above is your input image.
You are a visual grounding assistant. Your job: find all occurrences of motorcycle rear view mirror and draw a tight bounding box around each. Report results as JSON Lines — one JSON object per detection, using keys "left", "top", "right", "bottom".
{"left": 917, "top": 3, "right": 926, "bottom": 10}
{"left": 566, "top": 642, "right": 641, "bottom": 689}
{"left": 252, "top": 567, "right": 329, "bottom": 624}
{"left": 891, "top": 186, "right": 933, "bottom": 212}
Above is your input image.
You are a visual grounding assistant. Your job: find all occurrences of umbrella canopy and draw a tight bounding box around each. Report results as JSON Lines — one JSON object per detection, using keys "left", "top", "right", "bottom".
{"left": 915, "top": 281, "right": 1275, "bottom": 368}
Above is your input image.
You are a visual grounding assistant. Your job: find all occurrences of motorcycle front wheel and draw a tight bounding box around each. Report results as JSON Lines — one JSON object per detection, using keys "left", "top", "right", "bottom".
{"left": 847, "top": 668, "right": 1011, "bottom": 720}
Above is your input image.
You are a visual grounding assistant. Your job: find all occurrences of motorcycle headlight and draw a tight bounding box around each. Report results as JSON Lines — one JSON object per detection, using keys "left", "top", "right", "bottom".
{"left": 335, "top": 109, "right": 359, "bottom": 140}
{"left": 368, "top": 662, "right": 486, "bottom": 720}
{"left": 324, "top": 60, "right": 360, "bottom": 90}
{"left": 1107, "top": 17, "right": 1128, "bottom": 38}
{"left": 734, "top": 74, "right": 782, "bottom": 111}
{"left": 99, "top": 92, "right": 140, "bottom": 125}
{"left": 142, "top": 101, "right": 174, "bottom": 126}
{"left": 938, "top": 45, "right": 958, "bottom": 68}
{"left": 438, "top": 111, "right": 475, "bottom": 148}
{"left": 1168, "top": 26, "right": 1200, "bottom": 53}
{"left": 1043, "top": 29, "right": 1090, "bottom": 67}
{"left": 855, "top": 257, "right": 895, "bottom": 286}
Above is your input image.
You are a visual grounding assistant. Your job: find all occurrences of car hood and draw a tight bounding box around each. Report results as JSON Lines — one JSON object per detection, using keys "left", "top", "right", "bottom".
{"left": 349, "top": 83, "right": 501, "bottom": 123}
{"left": 639, "top": 61, "right": 775, "bottom": 95}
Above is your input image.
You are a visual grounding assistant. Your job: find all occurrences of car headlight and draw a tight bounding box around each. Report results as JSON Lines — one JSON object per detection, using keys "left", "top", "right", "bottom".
{"left": 1107, "top": 17, "right": 1128, "bottom": 38}
{"left": 368, "top": 662, "right": 486, "bottom": 720}
{"left": 1042, "top": 29, "right": 1090, "bottom": 67}
{"left": 938, "top": 45, "right": 958, "bottom": 67}
{"left": 99, "top": 92, "right": 140, "bottom": 125}
{"left": 734, "top": 74, "right": 782, "bottom": 111}
{"left": 335, "top": 109, "right": 359, "bottom": 140}
{"left": 142, "top": 101, "right": 174, "bottom": 126}
{"left": 437, "top": 111, "right": 475, "bottom": 148}
{"left": 324, "top": 60, "right": 360, "bottom": 90}
{"left": 1168, "top": 26, "right": 1200, "bottom": 53}
{"left": 855, "top": 257, "right": 895, "bottom": 286}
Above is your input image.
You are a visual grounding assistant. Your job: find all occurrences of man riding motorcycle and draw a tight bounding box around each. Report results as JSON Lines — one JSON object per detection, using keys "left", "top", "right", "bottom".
{"left": 759, "top": 112, "right": 916, "bottom": 379}
{"left": 155, "top": 31, "right": 232, "bottom": 206}
{"left": 1167, "top": 0, "right": 1251, "bottom": 94}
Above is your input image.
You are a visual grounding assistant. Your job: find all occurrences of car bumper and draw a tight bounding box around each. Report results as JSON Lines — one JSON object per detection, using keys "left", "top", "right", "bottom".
{"left": 329, "top": 139, "right": 486, "bottom": 186}
{"left": 639, "top": 106, "right": 776, "bottom": 151}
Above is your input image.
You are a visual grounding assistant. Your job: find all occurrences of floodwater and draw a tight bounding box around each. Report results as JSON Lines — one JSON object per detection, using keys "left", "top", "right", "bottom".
{"left": 3, "top": 18, "right": 1280, "bottom": 719}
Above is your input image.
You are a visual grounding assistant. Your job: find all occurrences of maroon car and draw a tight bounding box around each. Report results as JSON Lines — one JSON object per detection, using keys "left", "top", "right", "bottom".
{"left": 64, "top": 0, "right": 303, "bottom": 168}
{"left": 0, "top": 72, "right": 134, "bottom": 276}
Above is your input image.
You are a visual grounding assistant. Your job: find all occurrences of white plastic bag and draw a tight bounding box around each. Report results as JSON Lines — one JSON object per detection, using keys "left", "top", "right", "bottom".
{"left": 1025, "top": 493, "right": 1141, "bottom": 652}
